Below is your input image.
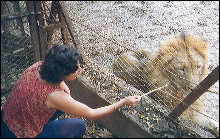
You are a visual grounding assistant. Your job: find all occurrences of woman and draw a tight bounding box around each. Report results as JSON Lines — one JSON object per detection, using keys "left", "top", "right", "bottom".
{"left": 2, "top": 44, "right": 141, "bottom": 138}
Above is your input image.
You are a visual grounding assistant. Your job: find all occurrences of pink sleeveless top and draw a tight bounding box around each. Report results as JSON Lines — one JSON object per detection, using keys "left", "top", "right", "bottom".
{"left": 2, "top": 61, "right": 62, "bottom": 138}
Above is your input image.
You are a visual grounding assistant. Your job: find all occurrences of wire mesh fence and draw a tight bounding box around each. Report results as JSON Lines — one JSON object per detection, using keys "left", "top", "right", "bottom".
{"left": 1, "top": 1, "right": 35, "bottom": 94}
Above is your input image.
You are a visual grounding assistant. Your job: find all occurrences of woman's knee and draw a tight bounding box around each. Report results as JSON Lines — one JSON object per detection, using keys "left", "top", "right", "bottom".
{"left": 68, "top": 118, "right": 86, "bottom": 138}
{"left": 75, "top": 119, "right": 86, "bottom": 132}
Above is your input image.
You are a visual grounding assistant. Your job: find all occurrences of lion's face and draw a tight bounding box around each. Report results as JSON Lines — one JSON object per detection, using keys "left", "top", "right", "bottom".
{"left": 143, "top": 35, "right": 209, "bottom": 108}
{"left": 164, "top": 49, "right": 205, "bottom": 96}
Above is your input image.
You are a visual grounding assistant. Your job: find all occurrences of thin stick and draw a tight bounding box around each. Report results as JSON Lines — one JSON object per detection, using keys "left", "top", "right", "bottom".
{"left": 140, "top": 84, "right": 168, "bottom": 97}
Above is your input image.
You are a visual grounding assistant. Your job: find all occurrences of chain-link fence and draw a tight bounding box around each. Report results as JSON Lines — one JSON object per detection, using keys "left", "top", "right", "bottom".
{"left": 1, "top": 1, "right": 35, "bottom": 94}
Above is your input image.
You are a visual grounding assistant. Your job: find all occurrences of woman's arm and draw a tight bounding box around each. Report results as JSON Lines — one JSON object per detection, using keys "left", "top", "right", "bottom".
{"left": 45, "top": 91, "right": 141, "bottom": 120}
{"left": 59, "top": 81, "right": 70, "bottom": 95}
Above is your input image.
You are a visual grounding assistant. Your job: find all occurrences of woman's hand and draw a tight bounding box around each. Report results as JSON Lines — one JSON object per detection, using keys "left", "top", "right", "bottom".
{"left": 123, "top": 95, "right": 141, "bottom": 107}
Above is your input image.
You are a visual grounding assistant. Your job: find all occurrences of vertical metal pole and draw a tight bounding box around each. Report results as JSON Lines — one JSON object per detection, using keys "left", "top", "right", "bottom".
{"left": 34, "top": 1, "right": 48, "bottom": 60}
{"left": 26, "top": 1, "right": 42, "bottom": 61}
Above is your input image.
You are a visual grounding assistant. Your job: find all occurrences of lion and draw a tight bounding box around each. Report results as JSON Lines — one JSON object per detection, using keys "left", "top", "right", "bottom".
{"left": 113, "top": 33, "right": 219, "bottom": 135}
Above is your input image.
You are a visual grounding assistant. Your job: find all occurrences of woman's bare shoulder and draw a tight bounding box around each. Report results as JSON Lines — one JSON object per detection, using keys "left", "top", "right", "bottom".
{"left": 45, "top": 90, "right": 73, "bottom": 109}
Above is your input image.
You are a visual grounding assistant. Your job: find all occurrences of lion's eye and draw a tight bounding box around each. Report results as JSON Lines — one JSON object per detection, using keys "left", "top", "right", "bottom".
{"left": 197, "top": 65, "right": 202, "bottom": 74}
{"left": 196, "top": 62, "right": 202, "bottom": 73}
{"left": 179, "top": 68, "right": 185, "bottom": 75}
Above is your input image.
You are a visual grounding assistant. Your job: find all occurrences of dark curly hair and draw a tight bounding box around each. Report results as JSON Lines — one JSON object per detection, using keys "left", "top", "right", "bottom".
{"left": 39, "top": 44, "right": 82, "bottom": 84}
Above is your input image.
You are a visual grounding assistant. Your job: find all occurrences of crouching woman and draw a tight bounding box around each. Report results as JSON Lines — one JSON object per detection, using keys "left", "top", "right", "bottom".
{"left": 1, "top": 44, "right": 141, "bottom": 138}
